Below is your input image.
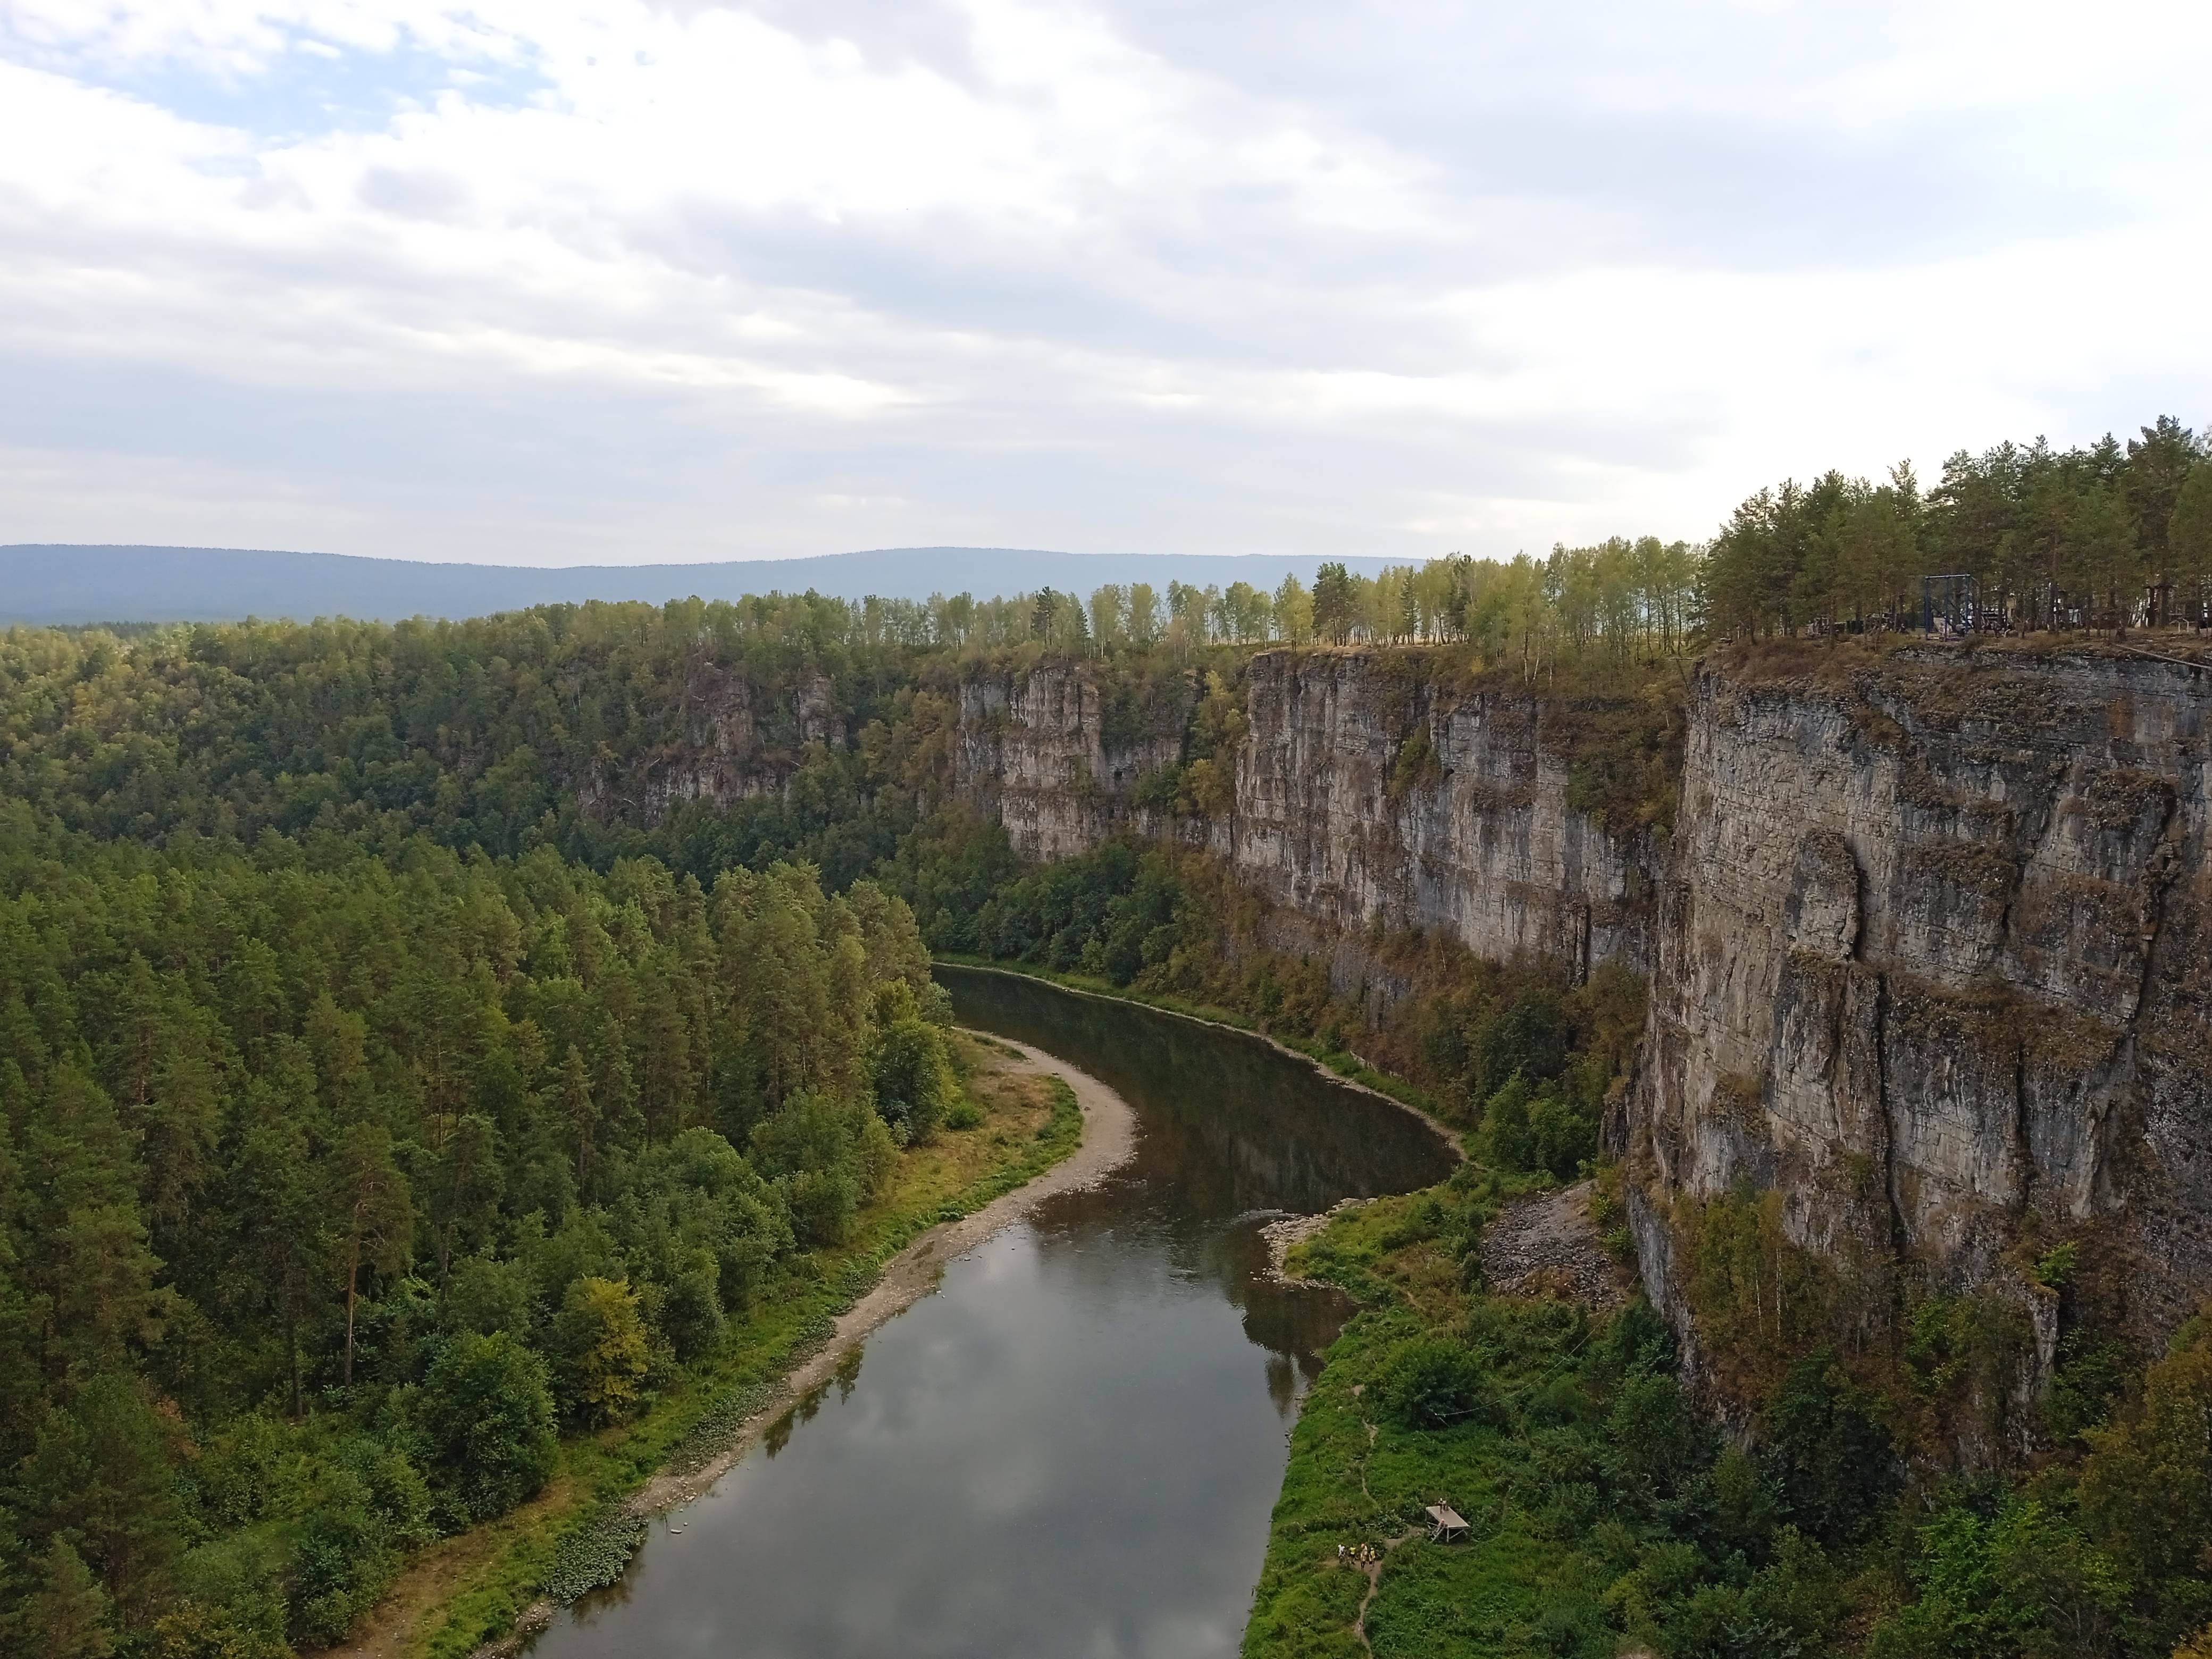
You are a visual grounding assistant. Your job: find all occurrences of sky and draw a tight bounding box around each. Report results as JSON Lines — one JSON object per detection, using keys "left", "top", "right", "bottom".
{"left": 2, "top": 1, "right": 2209, "bottom": 568}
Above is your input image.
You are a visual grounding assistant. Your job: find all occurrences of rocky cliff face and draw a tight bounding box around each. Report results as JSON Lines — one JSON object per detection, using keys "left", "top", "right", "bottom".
{"left": 583, "top": 639, "right": 2212, "bottom": 1358}
{"left": 1631, "top": 644, "right": 2212, "bottom": 1354}
{"left": 950, "top": 664, "right": 1183, "bottom": 860}
{"left": 939, "top": 642, "right": 2212, "bottom": 1358}
{"left": 949, "top": 650, "right": 1654, "bottom": 983}
{"left": 1219, "top": 651, "right": 1653, "bottom": 982}
{"left": 577, "top": 668, "right": 847, "bottom": 825}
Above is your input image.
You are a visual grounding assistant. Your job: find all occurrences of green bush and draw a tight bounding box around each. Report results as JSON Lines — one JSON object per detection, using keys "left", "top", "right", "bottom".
{"left": 145, "top": 1598, "right": 294, "bottom": 1658}
{"left": 1870, "top": 1489, "right": 2126, "bottom": 1659}
{"left": 752, "top": 1092, "right": 897, "bottom": 1244}
{"left": 289, "top": 1473, "right": 398, "bottom": 1645}
{"left": 1380, "top": 1336, "right": 1500, "bottom": 1430}
{"left": 551, "top": 1277, "right": 651, "bottom": 1428}
{"left": 418, "top": 1331, "right": 558, "bottom": 1523}
{"left": 1765, "top": 1351, "right": 1895, "bottom": 1546}
{"left": 872, "top": 1016, "right": 957, "bottom": 1139}
{"left": 1475, "top": 1071, "right": 1598, "bottom": 1180}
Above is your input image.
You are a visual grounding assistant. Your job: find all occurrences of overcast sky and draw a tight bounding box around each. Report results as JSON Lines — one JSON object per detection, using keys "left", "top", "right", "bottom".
{"left": 3, "top": 1, "right": 2209, "bottom": 567}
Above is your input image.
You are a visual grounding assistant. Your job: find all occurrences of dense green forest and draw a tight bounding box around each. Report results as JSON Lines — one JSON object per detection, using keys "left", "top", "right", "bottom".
{"left": 2, "top": 410, "right": 2208, "bottom": 1656}
{"left": 1704, "top": 416, "right": 2211, "bottom": 637}
{"left": 0, "top": 810, "right": 974, "bottom": 1654}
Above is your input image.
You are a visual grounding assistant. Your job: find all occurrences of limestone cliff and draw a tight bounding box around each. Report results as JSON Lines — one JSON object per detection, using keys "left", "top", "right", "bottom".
{"left": 1217, "top": 651, "right": 1655, "bottom": 981}
{"left": 1630, "top": 644, "right": 2212, "bottom": 1359}
{"left": 938, "top": 642, "right": 2212, "bottom": 1366}
{"left": 574, "top": 638, "right": 2212, "bottom": 1366}
{"left": 950, "top": 649, "right": 1657, "bottom": 984}
{"left": 577, "top": 668, "right": 847, "bottom": 825}
{"left": 949, "top": 663, "right": 1183, "bottom": 860}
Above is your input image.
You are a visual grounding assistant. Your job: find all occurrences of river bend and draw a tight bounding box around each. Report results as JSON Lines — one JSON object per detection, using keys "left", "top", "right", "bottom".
{"left": 528, "top": 969, "right": 1453, "bottom": 1658}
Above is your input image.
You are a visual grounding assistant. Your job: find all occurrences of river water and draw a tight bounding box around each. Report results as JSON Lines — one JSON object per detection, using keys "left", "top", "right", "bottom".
{"left": 529, "top": 968, "right": 1454, "bottom": 1659}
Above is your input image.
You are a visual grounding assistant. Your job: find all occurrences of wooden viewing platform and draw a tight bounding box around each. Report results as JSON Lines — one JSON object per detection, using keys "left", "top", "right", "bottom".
{"left": 1425, "top": 1503, "right": 1469, "bottom": 1543}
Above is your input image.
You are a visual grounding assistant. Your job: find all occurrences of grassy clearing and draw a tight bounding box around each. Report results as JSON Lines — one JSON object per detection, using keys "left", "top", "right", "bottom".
{"left": 348, "top": 1042, "right": 1079, "bottom": 1659}
{"left": 1244, "top": 1185, "right": 1574, "bottom": 1658}
{"left": 1244, "top": 1181, "right": 1690, "bottom": 1659}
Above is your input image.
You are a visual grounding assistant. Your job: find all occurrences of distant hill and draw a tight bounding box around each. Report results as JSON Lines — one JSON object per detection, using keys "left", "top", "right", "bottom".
{"left": 0, "top": 544, "right": 1404, "bottom": 626}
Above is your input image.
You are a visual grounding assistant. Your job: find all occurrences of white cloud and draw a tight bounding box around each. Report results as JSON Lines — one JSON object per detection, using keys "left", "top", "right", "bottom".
{"left": 1, "top": 0, "right": 2208, "bottom": 565}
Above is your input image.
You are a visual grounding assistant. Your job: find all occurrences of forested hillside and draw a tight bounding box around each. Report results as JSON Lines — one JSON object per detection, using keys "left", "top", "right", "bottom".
{"left": 0, "top": 811, "right": 971, "bottom": 1654}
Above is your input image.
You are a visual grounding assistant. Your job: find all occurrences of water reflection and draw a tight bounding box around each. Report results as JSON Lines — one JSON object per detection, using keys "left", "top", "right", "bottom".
{"left": 528, "top": 970, "right": 1453, "bottom": 1659}
{"left": 946, "top": 967, "right": 1448, "bottom": 1221}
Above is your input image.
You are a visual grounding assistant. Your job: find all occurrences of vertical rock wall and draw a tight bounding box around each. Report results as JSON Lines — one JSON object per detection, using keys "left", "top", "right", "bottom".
{"left": 1220, "top": 651, "right": 1653, "bottom": 979}
{"left": 949, "top": 663, "right": 1184, "bottom": 859}
{"left": 577, "top": 640, "right": 2212, "bottom": 1353}
{"left": 945, "top": 650, "right": 1654, "bottom": 983}
{"left": 1634, "top": 646, "right": 2212, "bottom": 1344}
{"left": 940, "top": 643, "right": 2212, "bottom": 1353}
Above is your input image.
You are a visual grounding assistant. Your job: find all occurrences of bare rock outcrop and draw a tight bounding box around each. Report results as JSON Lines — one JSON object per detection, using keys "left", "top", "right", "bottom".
{"left": 940, "top": 651, "right": 1655, "bottom": 990}
{"left": 579, "top": 668, "right": 845, "bottom": 826}
{"left": 1217, "top": 651, "right": 1653, "bottom": 981}
{"left": 1631, "top": 645, "right": 2212, "bottom": 1355}
{"left": 949, "top": 663, "right": 1183, "bottom": 859}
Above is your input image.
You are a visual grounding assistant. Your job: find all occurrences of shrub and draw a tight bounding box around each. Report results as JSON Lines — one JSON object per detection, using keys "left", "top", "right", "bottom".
{"left": 751, "top": 1091, "right": 896, "bottom": 1244}
{"left": 1766, "top": 1350, "right": 1895, "bottom": 1546}
{"left": 145, "top": 1598, "right": 291, "bottom": 1659}
{"left": 188, "top": 1413, "right": 291, "bottom": 1531}
{"left": 873, "top": 1016, "right": 957, "bottom": 1139}
{"left": 288, "top": 1474, "right": 396, "bottom": 1645}
{"left": 1605, "top": 1371, "right": 1702, "bottom": 1497}
{"left": 1871, "top": 1490, "right": 2126, "bottom": 1659}
{"left": 1476, "top": 1070, "right": 1599, "bottom": 1180}
{"left": 1379, "top": 1336, "right": 1500, "bottom": 1430}
{"left": 166, "top": 1532, "right": 289, "bottom": 1656}
{"left": 417, "top": 1330, "right": 558, "bottom": 1522}
{"left": 785, "top": 1166, "right": 860, "bottom": 1246}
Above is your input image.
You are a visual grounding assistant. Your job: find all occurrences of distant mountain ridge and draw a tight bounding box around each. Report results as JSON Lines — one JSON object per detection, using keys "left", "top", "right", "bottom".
{"left": 0, "top": 544, "right": 1403, "bottom": 626}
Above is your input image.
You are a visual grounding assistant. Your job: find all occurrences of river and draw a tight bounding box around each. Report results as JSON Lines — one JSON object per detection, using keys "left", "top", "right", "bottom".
{"left": 527, "top": 968, "right": 1455, "bottom": 1659}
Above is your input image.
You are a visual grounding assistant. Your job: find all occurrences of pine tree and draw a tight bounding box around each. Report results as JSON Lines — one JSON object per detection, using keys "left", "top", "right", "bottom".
{"left": 2169, "top": 461, "right": 2212, "bottom": 618}
{"left": 14, "top": 1537, "right": 114, "bottom": 1659}
{"left": 325, "top": 1124, "right": 412, "bottom": 1388}
{"left": 558, "top": 1044, "right": 599, "bottom": 1192}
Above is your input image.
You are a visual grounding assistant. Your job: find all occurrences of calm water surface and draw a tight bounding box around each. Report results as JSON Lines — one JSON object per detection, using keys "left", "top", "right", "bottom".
{"left": 531, "top": 969, "right": 1453, "bottom": 1659}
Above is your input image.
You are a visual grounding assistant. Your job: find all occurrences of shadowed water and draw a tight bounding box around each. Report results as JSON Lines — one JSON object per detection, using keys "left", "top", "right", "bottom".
{"left": 529, "top": 969, "right": 1453, "bottom": 1659}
